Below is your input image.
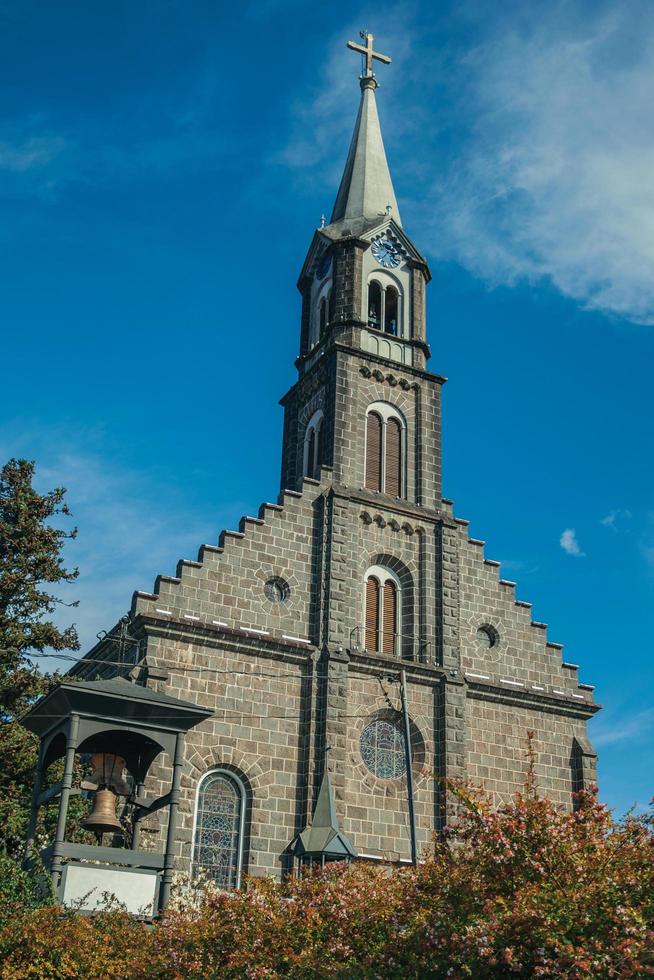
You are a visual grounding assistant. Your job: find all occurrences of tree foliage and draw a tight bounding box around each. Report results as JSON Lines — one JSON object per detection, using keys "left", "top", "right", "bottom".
{"left": 0, "top": 787, "right": 652, "bottom": 978}
{"left": 0, "top": 458, "right": 79, "bottom": 855}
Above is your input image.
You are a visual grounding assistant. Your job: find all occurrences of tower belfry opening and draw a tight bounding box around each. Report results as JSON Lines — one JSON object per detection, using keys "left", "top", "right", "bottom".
{"left": 56, "top": 31, "right": 599, "bottom": 899}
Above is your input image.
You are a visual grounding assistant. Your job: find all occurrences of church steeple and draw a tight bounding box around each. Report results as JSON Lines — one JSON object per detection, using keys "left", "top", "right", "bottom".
{"left": 329, "top": 74, "right": 401, "bottom": 232}
{"left": 283, "top": 31, "right": 437, "bottom": 504}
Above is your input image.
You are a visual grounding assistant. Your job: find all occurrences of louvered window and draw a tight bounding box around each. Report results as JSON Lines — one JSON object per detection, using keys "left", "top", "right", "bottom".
{"left": 365, "top": 576, "right": 380, "bottom": 651}
{"left": 365, "top": 412, "right": 382, "bottom": 491}
{"left": 316, "top": 420, "right": 324, "bottom": 476}
{"left": 365, "top": 405, "right": 404, "bottom": 497}
{"left": 364, "top": 567, "right": 401, "bottom": 657}
{"left": 385, "top": 418, "right": 401, "bottom": 497}
{"left": 306, "top": 428, "right": 316, "bottom": 479}
{"left": 382, "top": 580, "right": 397, "bottom": 655}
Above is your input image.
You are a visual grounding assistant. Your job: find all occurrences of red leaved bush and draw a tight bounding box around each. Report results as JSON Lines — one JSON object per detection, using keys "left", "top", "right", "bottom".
{"left": 1, "top": 787, "right": 652, "bottom": 979}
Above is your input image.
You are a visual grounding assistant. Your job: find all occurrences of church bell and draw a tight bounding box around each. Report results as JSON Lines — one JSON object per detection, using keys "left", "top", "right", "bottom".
{"left": 81, "top": 787, "right": 123, "bottom": 835}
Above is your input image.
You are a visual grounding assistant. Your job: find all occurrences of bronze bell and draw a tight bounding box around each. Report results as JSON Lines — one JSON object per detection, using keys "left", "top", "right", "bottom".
{"left": 82, "top": 788, "right": 123, "bottom": 835}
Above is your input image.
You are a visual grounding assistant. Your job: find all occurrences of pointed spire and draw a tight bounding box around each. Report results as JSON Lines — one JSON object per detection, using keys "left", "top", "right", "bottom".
{"left": 311, "top": 762, "right": 339, "bottom": 832}
{"left": 289, "top": 763, "right": 357, "bottom": 861}
{"left": 329, "top": 75, "right": 401, "bottom": 231}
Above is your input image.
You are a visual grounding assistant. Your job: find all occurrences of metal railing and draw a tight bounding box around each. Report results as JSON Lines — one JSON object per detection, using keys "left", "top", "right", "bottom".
{"left": 349, "top": 626, "right": 433, "bottom": 664}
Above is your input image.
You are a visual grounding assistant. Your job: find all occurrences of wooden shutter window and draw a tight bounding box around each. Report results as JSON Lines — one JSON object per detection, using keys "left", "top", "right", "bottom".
{"left": 382, "top": 579, "right": 397, "bottom": 655}
{"left": 316, "top": 421, "right": 324, "bottom": 476}
{"left": 365, "top": 412, "right": 382, "bottom": 492}
{"left": 306, "top": 428, "right": 316, "bottom": 479}
{"left": 385, "top": 418, "right": 402, "bottom": 497}
{"left": 365, "top": 576, "right": 380, "bottom": 651}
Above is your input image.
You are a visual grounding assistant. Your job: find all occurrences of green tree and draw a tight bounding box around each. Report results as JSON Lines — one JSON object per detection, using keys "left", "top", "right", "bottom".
{"left": 0, "top": 458, "right": 79, "bottom": 855}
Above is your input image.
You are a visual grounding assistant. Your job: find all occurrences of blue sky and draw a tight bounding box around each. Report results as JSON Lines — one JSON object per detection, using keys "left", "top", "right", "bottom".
{"left": 1, "top": 0, "right": 653, "bottom": 815}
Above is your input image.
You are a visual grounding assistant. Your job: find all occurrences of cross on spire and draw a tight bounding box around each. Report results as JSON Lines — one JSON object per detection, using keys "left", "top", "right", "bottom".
{"left": 347, "top": 30, "right": 391, "bottom": 77}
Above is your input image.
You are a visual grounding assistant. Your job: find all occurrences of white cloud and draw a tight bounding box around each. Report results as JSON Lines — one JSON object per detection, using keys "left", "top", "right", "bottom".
{"left": 0, "top": 427, "right": 245, "bottom": 662}
{"left": 600, "top": 508, "right": 632, "bottom": 531}
{"left": 0, "top": 135, "right": 66, "bottom": 172}
{"left": 560, "top": 528, "right": 585, "bottom": 557}
{"left": 592, "top": 707, "right": 654, "bottom": 747}
{"left": 426, "top": 3, "right": 654, "bottom": 324}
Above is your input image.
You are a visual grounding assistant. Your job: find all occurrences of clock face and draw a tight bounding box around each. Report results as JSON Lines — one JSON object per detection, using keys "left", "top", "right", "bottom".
{"left": 371, "top": 237, "right": 401, "bottom": 268}
{"left": 317, "top": 252, "right": 332, "bottom": 280}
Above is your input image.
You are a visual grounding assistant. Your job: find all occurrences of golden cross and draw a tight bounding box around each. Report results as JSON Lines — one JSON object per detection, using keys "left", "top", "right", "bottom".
{"left": 347, "top": 31, "right": 391, "bottom": 76}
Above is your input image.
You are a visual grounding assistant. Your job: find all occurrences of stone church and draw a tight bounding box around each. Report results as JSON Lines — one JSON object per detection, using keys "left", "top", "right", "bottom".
{"left": 74, "top": 34, "right": 599, "bottom": 889}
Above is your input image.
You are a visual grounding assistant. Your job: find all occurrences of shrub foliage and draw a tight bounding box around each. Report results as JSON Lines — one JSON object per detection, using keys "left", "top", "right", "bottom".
{"left": 1, "top": 786, "right": 652, "bottom": 979}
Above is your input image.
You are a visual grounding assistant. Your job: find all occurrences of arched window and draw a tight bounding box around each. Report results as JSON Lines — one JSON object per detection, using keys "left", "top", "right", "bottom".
{"left": 365, "top": 274, "right": 403, "bottom": 337}
{"left": 365, "top": 403, "right": 405, "bottom": 497}
{"left": 368, "top": 280, "right": 382, "bottom": 329}
{"left": 310, "top": 285, "right": 331, "bottom": 349}
{"left": 306, "top": 428, "right": 316, "bottom": 478}
{"left": 382, "top": 578, "right": 397, "bottom": 654}
{"left": 304, "top": 410, "right": 324, "bottom": 479}
{"left": 384, "top": 286, "right": 399, "bottom": 335}
{"left": 364, "top": 566, "right": 400, "bottom": 656}
{"left": 193, "top": 770, "right": 246, "bottom": 889}
{"left": 385, "top": 417, "right": 402, "bottom": 497}
{"left": 365, "top": 575, "right": 380, "bottom": 650}
{"left": 365, "top": 411, "right": 382, "bottom": 491}
{"left": 316, "top": 418, "right": 324, "bottom": 475}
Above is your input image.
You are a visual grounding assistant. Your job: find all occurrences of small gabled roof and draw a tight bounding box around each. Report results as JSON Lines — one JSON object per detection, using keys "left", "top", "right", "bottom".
{"left": 290, "top": 766, "right": 357, "bottom": 860}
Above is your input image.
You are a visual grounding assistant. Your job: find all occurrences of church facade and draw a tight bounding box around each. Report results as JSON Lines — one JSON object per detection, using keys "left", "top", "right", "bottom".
{"left": 74, "top": 36, "right": 599, "bottom": 888}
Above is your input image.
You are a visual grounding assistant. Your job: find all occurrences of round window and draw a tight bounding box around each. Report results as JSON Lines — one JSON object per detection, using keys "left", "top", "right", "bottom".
{"left": 477, "top": 625, "right": 498, "bottom": 649}
{"left": 264, "top": 577, "right": 290, "bottom": 604}
{"left": 360, "top": 718, "right": 407, "bottom": 779}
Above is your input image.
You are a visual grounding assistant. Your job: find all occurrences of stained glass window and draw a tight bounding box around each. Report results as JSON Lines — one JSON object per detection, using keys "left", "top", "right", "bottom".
{"left": 193, "top": 771, "right": 243, "bottom": 889}
{"left": 360, "top": 719, "right": 407, "bottom": 779}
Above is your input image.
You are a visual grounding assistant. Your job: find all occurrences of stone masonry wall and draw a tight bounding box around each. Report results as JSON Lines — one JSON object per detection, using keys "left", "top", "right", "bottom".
{"left": 454, "top": 520, "right": 594, "bottom": 699}
{"left": 132, "top": 479, "right": 327, "bottom": 645}
{"left": 465, "top": 697, "right": 593, "bottom": 807}
{"left": 139, "top": 634, "right": 312, "bottom": 880}
{"left": 334, "top": 350, "right": 443, "bottom": 508}
{"left": 342, "top": 668, "right": 437, "bottom": 862}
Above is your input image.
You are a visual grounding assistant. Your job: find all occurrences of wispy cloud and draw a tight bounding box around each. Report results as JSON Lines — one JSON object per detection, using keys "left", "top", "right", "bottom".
{"left": 593, "top": 708, "right": 654, "bottom": 747}
{"left": 275, "top": 11, "right": 416, "bottom": 195}
{"left": 425, "top": 3, "right": 654, "bottom": 324}
{"left": 0, "top": 426, "right": 245, "bottom": 659}
{"left": 560, "top": 528, "right": 585, "bottom": 557}
{"left": 497, "top": 559, "right": 540, "bottom": 575}
{"left": 0, "top": 135, "right": 66, "bottom": 172}
{"left": 600, "top": 508, "right": 632, "bottom": 531}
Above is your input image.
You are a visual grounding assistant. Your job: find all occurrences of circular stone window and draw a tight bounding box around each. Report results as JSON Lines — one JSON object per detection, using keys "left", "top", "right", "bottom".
{"left": 360, "top": 718, "right": 407, "bottom": 779}
{"left": 264, "top": 577, "right": 290, "bottom": 604}
{"left": 476, "top": 625, "right": 499, "bottom": 649}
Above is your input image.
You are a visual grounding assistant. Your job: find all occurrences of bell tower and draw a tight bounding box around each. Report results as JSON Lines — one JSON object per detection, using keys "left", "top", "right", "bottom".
{"left": 280, "top": 33, "right": 442, "bottom": 511}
